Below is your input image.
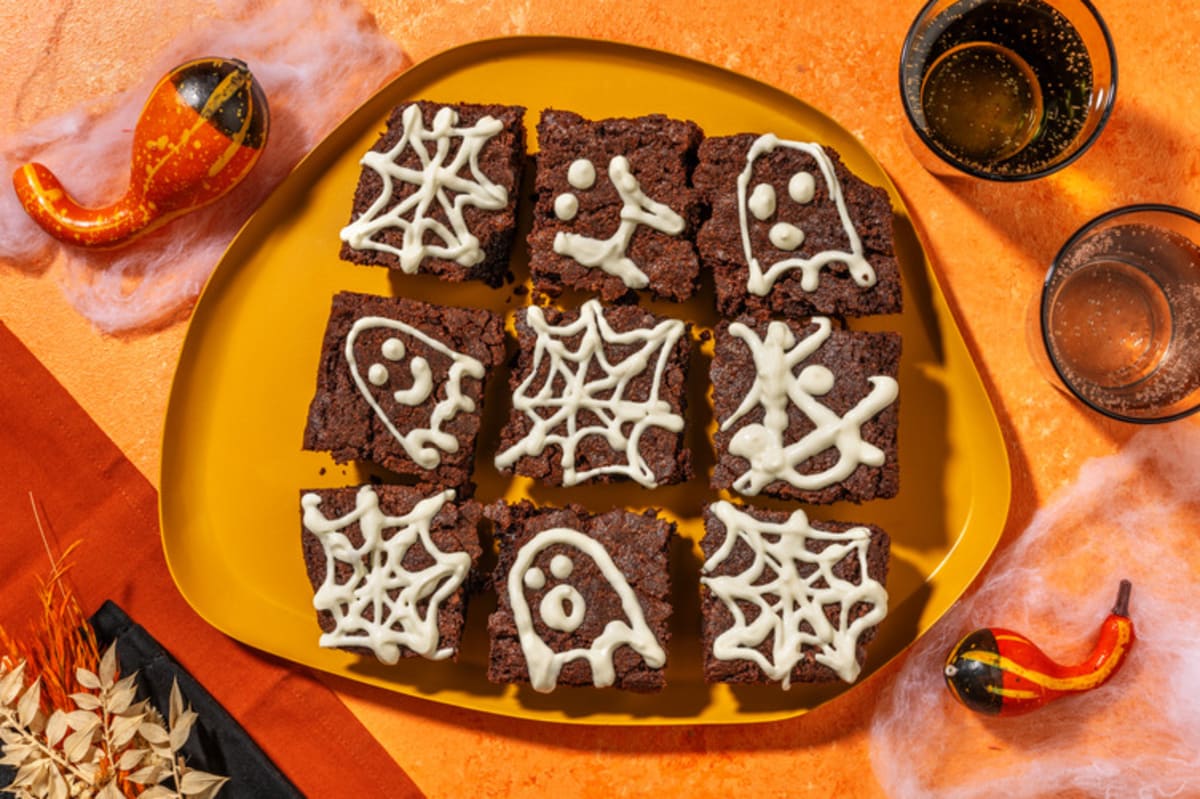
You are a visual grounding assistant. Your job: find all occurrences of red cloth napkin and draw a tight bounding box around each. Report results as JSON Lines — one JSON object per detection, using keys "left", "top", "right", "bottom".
{"left": 0, "top": 321, "right": 423, "bottom": 798}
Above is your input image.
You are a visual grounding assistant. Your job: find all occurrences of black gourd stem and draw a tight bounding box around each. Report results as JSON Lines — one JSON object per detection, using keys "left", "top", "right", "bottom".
{"left": 1112, "top": 579, "right": 1132, "bottom": 617}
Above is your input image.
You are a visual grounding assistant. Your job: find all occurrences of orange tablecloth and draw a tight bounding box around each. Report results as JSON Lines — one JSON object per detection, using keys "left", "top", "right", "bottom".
{"left": 3, "top": 1, "right": 1199, "bottom": 796}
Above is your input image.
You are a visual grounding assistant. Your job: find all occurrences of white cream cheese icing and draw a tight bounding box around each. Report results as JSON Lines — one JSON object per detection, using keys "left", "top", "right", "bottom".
{"left": 508, "top": 526, "right": 666, "bottom": 692}
{"left": 551, "top": 155, "right": 685, "bottom": 290}
{"left": 340, "top": 104, "right": 509, "bottom": 272}
{"left": 737, "top": 135, "right": 876, "bottom": 295}
{"left": 721, "top": 317, "right": 898, "bottom": 495}
{"left": 701, "top": 500, "right": 888, "bottom": 685}
{"left": 494, "top": 299, "right": 686, "bottom": 487}
{"left": 301, "top": 486, "right": 472, "bottom": 663}
{"left": 346, "top": 315, "right": 485, "bottom": 469}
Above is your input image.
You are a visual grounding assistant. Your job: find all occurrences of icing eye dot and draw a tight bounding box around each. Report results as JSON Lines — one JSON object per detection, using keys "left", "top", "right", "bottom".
{"left": 769, "top": 222, "right": 806, "bottom": 251}
{"left": 523, "top": 567, "right": 546, "bottom": 591}
{"left": 798, "top": 364, "right": 835, "bottom": 395}
{"left": 381, "top": 337, "right": 405, "bottom": 360}
{"left": 540, "top": 584, "right": 586, "bottom": 633}
{"left": 554, "top": 193, "right": 579, "bottom": 221}
{"left": 567, "top": 159, "right": 596, "bottom": 190}
{"left": 749, "top": 183, "right": 776, "bottom": 221}
{"left": 550, "top": 554, "right": 574, "bottom": 579}
{"left": 789, "top": 171, "right": 816, "bottom": 204}
{"left": 367, "top": 363, "right": 389, "bottom": 386}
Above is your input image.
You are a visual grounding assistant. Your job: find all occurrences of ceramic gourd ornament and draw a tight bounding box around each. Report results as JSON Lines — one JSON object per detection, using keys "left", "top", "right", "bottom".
{"left": 12, "top": 57, "right": 269, "bottom": 248}
{"left": 943, "top": 580, "right": 1135, "bottom": 716}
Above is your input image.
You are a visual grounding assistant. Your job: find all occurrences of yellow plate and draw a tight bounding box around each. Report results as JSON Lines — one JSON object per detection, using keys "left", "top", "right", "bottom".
{"left": 161, "top": 36, "right": 1010, "bottom": 725}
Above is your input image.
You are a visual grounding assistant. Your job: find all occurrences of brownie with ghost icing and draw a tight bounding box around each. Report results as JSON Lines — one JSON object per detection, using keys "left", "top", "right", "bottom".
{"left": 339, "top": 101, "right": 527, "bottom": 287}
{"left": 300, "top": 484, "right": 484, "bottom": 663}
{"left": 527, "top": 109, "right": 704, "bottom": 302}
{"left": 484, "top": 500, "right": 674, "bottom": 692}
{"left": 709, "top": 315, "right": 899, "bottom": 504}
{"left": 493, "top": 299, "right": 692, "bottom": 489}
{"left": 699, "top": 500, "right": 890, "bottom": 686}
{"left": 694, "top": 133, "right": 901, "bottom": 318}
{"left": 302, "top": 290, "right": 506, "bottom": 491}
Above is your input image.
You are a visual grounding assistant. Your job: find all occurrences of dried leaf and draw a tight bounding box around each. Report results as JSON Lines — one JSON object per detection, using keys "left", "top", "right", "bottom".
{"left": 138, "top": 719, "right": 170, "bottom": 746}
{"left": 44, "top": 709, "right": 68, "bottom": 747}
{"left": 106, "top": 680, "right": 137, "bottom": 716}
{"left": 98, "top": 645, "right": 117, "bottom": 689}
{"left": 127, "top": 763, "right": 167, "bottom": 785}
{"left": 110, "top": 711, "right": 144, "bottom": 749}
{"left": 169, "top": 709, "right": 198, "bottom": 753}
{"left": 64, "top": 709, "right": 100, "bottom": 732}
{"left": 16, "top": 679, "right": 41, "bottom": 728}
{"left": 138, "top": 784, "right": 176, "bottom": 799}
{"left": 0, "top": 661, "right": 27, "bottom": 704}
{"left": 11, "top": 759, "right": 43, "bottom": 788}
{"left": 48, "top": 769, "right": 68, "bottom": 799}
{"left": 68, "top": 691, "right": 102, "bottom": 711}
{"left": 63, "top": 725, "right": 95, "bottom": 763}
{"left": 169, "top": 679, "right": 184, "bottom": 729}
{"left": 75, "top": 760, "right": 99, "bottom": 782}
{"left": 116, "top": 746, "right": 147, "bottom": 772}
{"left": 179, "top": 769, "right": 229, "bottom": 796}
{"left": 97, "top": 782, "right": 125, "bottom": 799}
{"left": 0, "top": 744, "right": 33, "bottom": 766}
{"left": 75, "top": 668, "right": 101, "bottom": 691}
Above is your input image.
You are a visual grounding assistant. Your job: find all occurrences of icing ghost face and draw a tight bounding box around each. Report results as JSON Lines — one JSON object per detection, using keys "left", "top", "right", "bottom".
{"left": 507, "top": 526, "right": 666, "bottom": 692}
{"left": 736, "top": 135, "right": 877, "bottom": 296}
{"left": 345, "top": 316, "right": 485, "bottom": 469}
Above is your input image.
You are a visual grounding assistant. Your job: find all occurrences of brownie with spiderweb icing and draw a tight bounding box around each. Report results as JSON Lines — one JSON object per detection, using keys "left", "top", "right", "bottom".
{"left": 339, "top": 101, "right": 527, "bottom": 287}
{"left": 699, "top": 500, "right": 890, "bottom": 686}
{"left": 493, "top": 298, "right": 692, "bottom": 488}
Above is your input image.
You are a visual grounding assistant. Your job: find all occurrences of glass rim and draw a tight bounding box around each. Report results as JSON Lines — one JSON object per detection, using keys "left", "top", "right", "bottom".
{"left": 1040, "top": 203, "right": 1200, "bottom": 424}
{"left": 898, "top": 0, "right": 1119, "bottom": 182}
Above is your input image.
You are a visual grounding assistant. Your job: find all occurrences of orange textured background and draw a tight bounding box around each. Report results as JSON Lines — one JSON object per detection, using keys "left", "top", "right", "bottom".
{"left": 2, "top": 1, "right": 1199, "bottom": 797}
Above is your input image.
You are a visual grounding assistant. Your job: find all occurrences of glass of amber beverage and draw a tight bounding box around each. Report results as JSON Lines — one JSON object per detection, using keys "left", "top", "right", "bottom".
{"left": 1040, "top": 205, "right": 1200, "bottom": 422}
{"left": 899, "top": 0, "right": 1116, "bottom": 180}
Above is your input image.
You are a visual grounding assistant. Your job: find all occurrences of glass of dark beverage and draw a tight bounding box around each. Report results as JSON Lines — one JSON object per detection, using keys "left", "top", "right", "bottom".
{"left": 899, "top": 0, "right": 1116, "bottom": 180}
{"left": 1040, "top": 205, "right": 1200, "bottom": 423}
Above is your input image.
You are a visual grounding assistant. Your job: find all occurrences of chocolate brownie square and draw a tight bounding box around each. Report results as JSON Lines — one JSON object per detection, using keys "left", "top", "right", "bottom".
{"left": 339, "top": 101, "right": 526, "bottom": 287}
{"left": 710, "top": 315, "right": 899, "bottom": 503}
{"left": 700, "top": 500, "right": 890, "bottom": 686}
{"left": 300, "top": 484, "right": 483, "bottom": 663}
{"left": 527, "top": 109, "right": 704, "bottom": 302}
{"left": 485, "top": 500, "right": 673, "bottom": 692}
{"left": 493, "top": 299, "right": 692, "bottom": 488}
{"left": 694, "top": 133, "right": 901, "bottom": 317}
{"left": 303, "top": 291, "right": 506, "bottom": 490}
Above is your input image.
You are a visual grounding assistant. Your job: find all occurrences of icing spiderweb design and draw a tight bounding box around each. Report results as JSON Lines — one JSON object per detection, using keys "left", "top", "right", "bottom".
{"left": 340, "top": 105, "right": 509, "bottom": 272}
{"left": 301, "top": 486, "right": 472, "bottom": 663}
{"left": 702, "top": 501, "right": 888, "bottom": 686}
{"left": 494, "top": 299, "right": 686, "bottom": 488}
{"left": 722, "top": 317, "right": 898, "bottom": 496}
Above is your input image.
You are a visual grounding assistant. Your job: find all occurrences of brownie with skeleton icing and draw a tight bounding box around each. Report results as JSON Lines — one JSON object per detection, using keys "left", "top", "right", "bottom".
{"left": 485, "top": 500, "right": 673, "bottom": 692}
{"left": 700, "top": 500, "right": 890, "bottom": 686}
{"left": 710, "top": 315, "right": 899, "bottom": 504}
{"left": 527, "top": 109, "right": 704, "bottom": 303}
{"left": 302, "top": 291, "right": 506, "bottom": 491}
{"left": 493, "top": 298, "right": 692, "bottom": 488}
{"left": 300, "top": 484, "right": 484, "bottom": 663}
{"left": 339, "top": 101, "right": 527, "bottom": 287}
{"left": 694, "top": 133, "right": 901, "bottom": 318}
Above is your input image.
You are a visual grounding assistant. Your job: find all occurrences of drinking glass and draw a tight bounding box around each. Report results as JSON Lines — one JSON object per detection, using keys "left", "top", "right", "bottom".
{"left": 899, "top": 0, "right": 1117, "bottom": 181}
{"left": 1040, "top": 205, "right": 1200, "bottom": 423}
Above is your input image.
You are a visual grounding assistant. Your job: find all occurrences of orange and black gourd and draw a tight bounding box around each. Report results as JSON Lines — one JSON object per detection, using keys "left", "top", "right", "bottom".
{"left": 943, "top": 580, "right": 1135, "bottom": 716}
{"left": 12, "top": 57, "right": 268, "bottom": 248}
